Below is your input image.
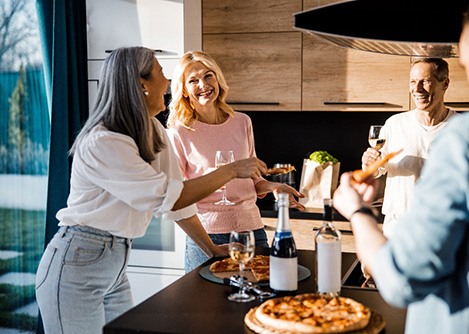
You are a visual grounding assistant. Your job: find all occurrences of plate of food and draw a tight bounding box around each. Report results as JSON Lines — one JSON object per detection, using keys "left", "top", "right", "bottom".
{"left": 199, "top": 255, "right": 311, "bottom": 286}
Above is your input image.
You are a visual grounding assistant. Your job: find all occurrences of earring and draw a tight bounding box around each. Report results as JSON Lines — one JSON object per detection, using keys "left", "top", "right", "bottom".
{"left": 144, "top": 90, "right": 149, "bottom": 96}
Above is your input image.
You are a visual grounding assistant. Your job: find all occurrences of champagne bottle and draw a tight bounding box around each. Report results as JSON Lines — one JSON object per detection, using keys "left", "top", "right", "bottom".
{"left": 315, "top": 198, "right": 342, "bottom": 296}
{"left": 270, "top": 192, "right": 298, "bottom": 296}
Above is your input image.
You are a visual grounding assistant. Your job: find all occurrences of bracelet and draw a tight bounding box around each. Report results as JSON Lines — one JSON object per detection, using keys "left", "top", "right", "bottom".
{"left": 350, "top": 206, "right": 378, "bottom": 221}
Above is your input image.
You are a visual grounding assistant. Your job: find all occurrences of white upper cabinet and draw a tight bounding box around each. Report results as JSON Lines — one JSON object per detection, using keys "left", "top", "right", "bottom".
{"left": 86, "top": 0, "right": 183, "bottom": 78}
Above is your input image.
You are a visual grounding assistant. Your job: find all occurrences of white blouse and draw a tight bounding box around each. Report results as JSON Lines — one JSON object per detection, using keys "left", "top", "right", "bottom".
{"left": 57, "top": 119, "right": 197, "bottom": 238}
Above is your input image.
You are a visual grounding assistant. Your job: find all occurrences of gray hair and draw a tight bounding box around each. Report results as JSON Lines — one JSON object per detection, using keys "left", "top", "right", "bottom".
{"left": 71, "top": 47, "right": 164, "bottom": 162}
{"left": 411, "top": 57, "right": 449, "bottom": 82}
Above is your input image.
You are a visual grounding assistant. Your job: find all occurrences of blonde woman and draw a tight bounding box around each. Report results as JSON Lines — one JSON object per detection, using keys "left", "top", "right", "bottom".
{"left": 167, "top": 51, "right": 304, "bottom": 272}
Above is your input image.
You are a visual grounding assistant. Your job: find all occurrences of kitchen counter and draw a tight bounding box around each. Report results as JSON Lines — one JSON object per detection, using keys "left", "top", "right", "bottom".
{"left": 104, "top": 249, "right": 406, "bottom": 334}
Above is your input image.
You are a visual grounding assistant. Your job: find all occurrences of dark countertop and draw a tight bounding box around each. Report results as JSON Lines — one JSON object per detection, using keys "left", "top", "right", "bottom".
{"left": 104, "top": 249, "right": 406, "bottom": 334}
{"left": 256, "top": 196, "right": 348, "bottom": 221}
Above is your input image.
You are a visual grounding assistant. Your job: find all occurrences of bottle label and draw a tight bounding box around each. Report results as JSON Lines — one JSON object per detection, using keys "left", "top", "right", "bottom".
{"left": 270, "top": 256, "right": 298, "bottom": 291}
{"left": 274, "top": 231, "right": 293, "bottom": 239}
{"left": 316, "top": 241, "right": 341, "bottom": 294}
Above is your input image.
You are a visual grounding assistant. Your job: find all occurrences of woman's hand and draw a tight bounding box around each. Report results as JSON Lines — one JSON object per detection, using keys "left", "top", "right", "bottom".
{"left": 229, "top": 157, "right": 267, "bottom": 179}
{"left": 271, "top": 183, "right": 306, "bottom": 211}
{"left": 332, "top": 172, "right": 378, "bottom": 219}
{"left": 211, "top": 244, "right": 229, "bottom": 258}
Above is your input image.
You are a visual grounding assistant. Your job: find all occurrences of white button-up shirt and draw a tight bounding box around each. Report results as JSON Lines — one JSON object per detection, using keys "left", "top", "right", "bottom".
{"left": 57, "top": 119, "right": 197, "bottom": 238}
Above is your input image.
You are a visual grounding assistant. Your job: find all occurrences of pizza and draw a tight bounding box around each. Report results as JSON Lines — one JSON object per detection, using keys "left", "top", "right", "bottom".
{"left": 267, "top": 165, "right": 296, "bottom": 175}
{"left": 251, "top": 263, "right": 269, "bottom": 282}
{"left": 209, "top": 255, "right": 270, "bottom": 282}
{"left": 248, "top": 293, "right": 371, "bottom": 333}
{"left": 209, "top": 257, "right": 239, "bottom": 273}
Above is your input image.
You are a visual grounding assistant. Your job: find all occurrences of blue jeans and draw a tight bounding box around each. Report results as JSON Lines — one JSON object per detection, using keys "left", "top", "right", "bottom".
{"left": 35, "top": 225, "right": 133, "bottom": 333}
{"left": 185, "top": 228, "right": 269, "bottom": 273}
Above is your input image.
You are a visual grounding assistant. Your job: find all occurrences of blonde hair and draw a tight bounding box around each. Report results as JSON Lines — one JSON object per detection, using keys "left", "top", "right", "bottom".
{"left": 167, "top": 51, "right": 234, "bottom": 129}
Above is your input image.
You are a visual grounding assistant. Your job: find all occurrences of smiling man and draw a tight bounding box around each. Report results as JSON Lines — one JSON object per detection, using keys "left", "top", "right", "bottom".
{"left": 360, "top": 58, "right": 459, "bottom": 237}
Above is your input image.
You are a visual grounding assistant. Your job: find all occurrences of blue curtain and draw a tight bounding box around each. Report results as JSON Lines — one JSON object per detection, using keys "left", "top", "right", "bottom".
{"left": 35, "top": 0, "right": 89, "bottom": 246}
{"left": 35, "top": 1, "right": 88, "bottom": 332}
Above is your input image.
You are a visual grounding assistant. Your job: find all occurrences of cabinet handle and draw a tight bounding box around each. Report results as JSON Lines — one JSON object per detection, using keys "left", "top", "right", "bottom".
{"left": 445, "top": 102, "right": 469, "bottom": 107}
{"left": 227, "top": 101, "right": 280, "bottom": 105}
{"left": 324, "top": 102, "right": 403, "bottom": 108}
{"left": 105, "top": 49, "right": 164, "bottom": 53}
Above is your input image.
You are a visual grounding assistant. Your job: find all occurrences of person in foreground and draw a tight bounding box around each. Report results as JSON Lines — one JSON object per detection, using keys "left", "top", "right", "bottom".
{"left": 35, "top": 47, "right": 268, "bottom": 333}
{"left": 333, "top": 17, "right": 469, "bottom": 331}
{"left": 166, "top": 50, "right": 305, "bottom": 272}
{"left": 361, "top": 57, "right": 458, "bottom": 237}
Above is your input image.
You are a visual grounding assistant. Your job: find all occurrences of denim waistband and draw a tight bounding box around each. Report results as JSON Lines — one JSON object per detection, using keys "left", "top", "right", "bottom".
{"left": 59, "top": 225, "right": 130, "bottom": 244}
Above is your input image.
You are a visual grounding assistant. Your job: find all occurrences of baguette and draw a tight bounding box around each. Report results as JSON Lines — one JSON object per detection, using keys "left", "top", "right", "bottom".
{"left": 352, "top": 149, "right": 402, "bottom": 183}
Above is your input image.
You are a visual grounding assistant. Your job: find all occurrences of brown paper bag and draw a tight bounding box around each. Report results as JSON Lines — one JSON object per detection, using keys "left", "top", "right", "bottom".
{"left": 298, "top": 159, "right": 340, "bottom": 209}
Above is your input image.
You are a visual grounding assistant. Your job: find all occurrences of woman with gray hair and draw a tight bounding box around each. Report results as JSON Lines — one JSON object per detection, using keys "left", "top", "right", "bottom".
{"left": 35, "top": 47, "right": 267, "bottom": 333}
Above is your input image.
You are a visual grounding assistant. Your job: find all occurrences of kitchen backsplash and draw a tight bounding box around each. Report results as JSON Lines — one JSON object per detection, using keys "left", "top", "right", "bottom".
{"left": 244, "top": 111, "right": 397, "bottom": 187}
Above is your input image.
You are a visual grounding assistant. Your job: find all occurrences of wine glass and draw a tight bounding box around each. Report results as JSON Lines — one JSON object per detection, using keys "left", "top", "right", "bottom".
{"left": 368, "top": 125, "right": 386, "bottom": 172}
{"left": 368, "top": 125, "right": 386, "bottom": 150}
{"left": 214, "top": 150, "right": 235, "bottom": 205}
{"left": 228, "top": 231, "right": 255, "bottom": 302}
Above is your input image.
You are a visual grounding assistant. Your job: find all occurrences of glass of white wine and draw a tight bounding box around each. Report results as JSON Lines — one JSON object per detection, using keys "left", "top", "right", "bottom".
{"left": 228, "top": 231, "right": 255, "bottom": 302}
{"left": 368, "top": 125, "right": 386, "bottom": 150}
{"left": 368, "top": 125, "right": 386, "bottom": 172}
{"left": 214, "top": 150, "right": 235, "bottom": 205}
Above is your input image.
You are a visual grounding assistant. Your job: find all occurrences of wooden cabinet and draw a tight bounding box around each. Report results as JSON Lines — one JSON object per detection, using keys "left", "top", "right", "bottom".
{"left": 203, "top": 0, "right": 300, "bottom": 34}
{"left": 301, "top": 0, "right": 411, "bottom": 111}
{"left": 202, "top": 0, "right": 302, "bottom": 111}
{"left": 203, "top": 33, "right": 302, "bottom": 111}
{"left": 302, "top": 34, "right": 411, "bottom": 111}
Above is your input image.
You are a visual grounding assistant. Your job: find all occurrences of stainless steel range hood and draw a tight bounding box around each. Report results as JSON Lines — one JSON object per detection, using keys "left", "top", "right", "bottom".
{"left": 294, "top": 1, "right": 469, "bottom": 58}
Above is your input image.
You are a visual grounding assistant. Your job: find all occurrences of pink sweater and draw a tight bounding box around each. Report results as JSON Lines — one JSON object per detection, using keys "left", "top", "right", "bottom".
{"left": 166, "top": 112, "right": 264, "bottom": 233}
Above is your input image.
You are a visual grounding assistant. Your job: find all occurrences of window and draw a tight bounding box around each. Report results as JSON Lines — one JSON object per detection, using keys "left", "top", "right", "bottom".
{"left": 0, "top": 1, "right": 49, "bottom": 332}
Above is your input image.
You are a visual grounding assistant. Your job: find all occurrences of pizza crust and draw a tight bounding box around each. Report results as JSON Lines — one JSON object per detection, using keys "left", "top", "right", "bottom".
{"left": 252, "top": 294, "right": 371, "bottom": 333}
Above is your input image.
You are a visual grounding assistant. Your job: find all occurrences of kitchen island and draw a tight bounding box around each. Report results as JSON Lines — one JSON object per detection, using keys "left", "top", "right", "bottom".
{"left": 104, "top": 249, "right": 406, "bottom": 334}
